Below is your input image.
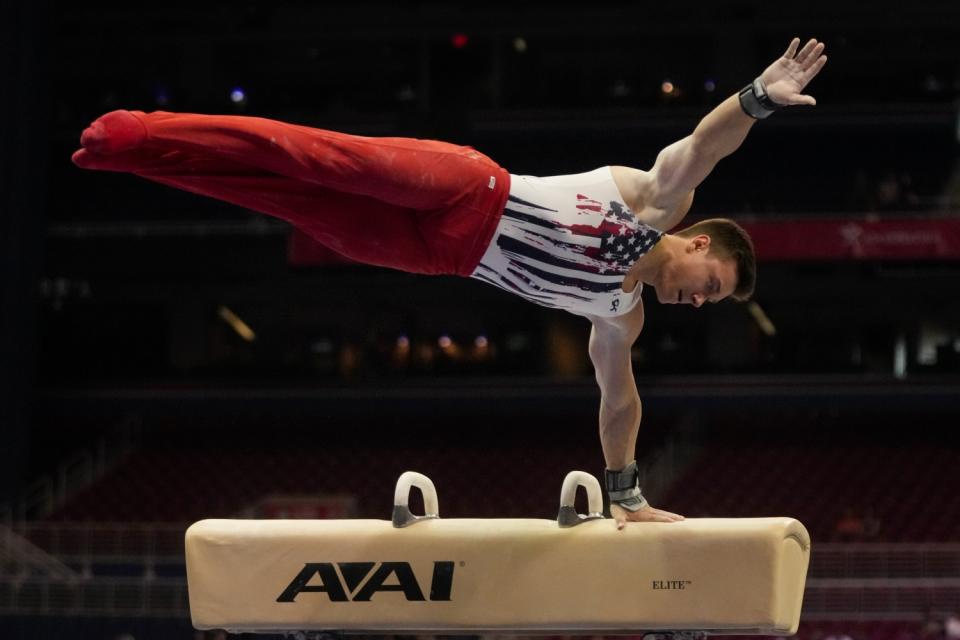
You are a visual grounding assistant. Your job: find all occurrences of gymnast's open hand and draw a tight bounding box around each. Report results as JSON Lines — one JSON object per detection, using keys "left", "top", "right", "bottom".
{"left": 611, "top": 502, "right": 685, "bottom": 530}
{"left": 760, "top": 37, "right": 828, "bottom": 106}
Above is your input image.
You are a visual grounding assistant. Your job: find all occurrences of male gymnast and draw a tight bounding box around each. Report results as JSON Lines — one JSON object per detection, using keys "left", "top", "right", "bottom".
{"left": 73, "top": 37, "right": 827, "bottom": 528}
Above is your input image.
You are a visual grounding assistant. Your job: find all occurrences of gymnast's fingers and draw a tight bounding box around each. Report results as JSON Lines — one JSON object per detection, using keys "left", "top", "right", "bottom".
{"left": 610, "top": 503, "right": 630, "bottom": 530}
{"left": 783, "top": 37, "right": 800, "bottom": 59}
{"left": 802, "top": 42, "right": 826, "bottom": 71}
{"left": 614, "top": 505, "right": 686, "bottom": 527}
{"left": 649, "top": 507, "right": 685, "bottom": 522}
{"left": 641, "top": 507, "right": 684, "bottom": 523}
{"left": 794, "top": 38, "right": 819, "bottom": 65}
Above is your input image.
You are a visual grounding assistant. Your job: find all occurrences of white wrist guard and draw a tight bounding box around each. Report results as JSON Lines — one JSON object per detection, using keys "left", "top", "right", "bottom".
{"left": 605, "top": 460, "right": 649, "bottom": 512}
{"left": 738, "top": 77, "right": 782, "bottom": 119}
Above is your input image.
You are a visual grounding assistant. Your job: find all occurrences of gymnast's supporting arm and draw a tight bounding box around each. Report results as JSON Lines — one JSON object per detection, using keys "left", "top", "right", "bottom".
{"left": 587, "top": 304, "right": 684, "bottom": 528}
{"left": 643, "top": 37, "right": 828, "bottom": 231}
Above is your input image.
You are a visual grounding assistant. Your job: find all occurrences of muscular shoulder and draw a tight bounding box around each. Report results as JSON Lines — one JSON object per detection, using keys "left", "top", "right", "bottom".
{"left": 610, "top": 165, "right": 693, "bottom": 230}
{"left": 609, "top": 165, "right": 654, "bottom": 212}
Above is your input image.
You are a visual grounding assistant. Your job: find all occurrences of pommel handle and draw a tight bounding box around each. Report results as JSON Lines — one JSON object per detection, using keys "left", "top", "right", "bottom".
{"left": 392, "top": 471, "right": 440, "bottom": 528}
{"left": 557, "top": 471, "right": 604, "bottom": 528}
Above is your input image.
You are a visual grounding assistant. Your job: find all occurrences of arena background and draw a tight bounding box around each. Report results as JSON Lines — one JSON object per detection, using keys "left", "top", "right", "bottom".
{"left": 2, "top": 1, "right": 959, "bottom": 639}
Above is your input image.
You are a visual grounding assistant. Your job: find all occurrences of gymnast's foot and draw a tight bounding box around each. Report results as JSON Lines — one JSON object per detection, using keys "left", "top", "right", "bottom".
{"left": 80, "top": 110, "right": 147, "bottom": 155}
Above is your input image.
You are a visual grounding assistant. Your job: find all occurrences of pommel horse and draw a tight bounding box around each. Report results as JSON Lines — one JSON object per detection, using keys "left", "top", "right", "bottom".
{"left": 185, "top": 471, "right": 810, "bottom": 637}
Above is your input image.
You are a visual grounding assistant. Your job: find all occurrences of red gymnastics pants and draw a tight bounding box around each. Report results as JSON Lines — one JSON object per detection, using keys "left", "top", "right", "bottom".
{"left": 72, "top": 111, "right": 511, "bottom": 276}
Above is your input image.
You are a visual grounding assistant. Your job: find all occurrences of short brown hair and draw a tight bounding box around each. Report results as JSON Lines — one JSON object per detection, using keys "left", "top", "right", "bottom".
{"left": 674, "top": 218, "right": 756, "bottom": 301}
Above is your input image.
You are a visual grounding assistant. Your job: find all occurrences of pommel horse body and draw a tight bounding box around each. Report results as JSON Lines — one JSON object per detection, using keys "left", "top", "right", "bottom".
{"left": 185, "top": 471, "right": 810, "bottom": 636}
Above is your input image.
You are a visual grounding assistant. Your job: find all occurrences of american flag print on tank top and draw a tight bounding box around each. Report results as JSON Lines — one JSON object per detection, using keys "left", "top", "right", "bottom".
{"left": 470, "top": 167, "right": 663, "bottom": 318}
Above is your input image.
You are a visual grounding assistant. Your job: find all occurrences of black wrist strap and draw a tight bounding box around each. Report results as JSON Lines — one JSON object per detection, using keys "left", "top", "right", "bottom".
{"left": 738, "top": 77, "right": 781, "bottom": 120}
{"left": 605, "top": 460, "right": 649, "bottom": 512}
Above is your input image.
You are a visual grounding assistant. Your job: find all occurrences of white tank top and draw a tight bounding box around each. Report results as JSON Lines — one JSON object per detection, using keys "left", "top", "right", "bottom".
{"left": 470, "top": 167, "right": 663, "bottom": 317}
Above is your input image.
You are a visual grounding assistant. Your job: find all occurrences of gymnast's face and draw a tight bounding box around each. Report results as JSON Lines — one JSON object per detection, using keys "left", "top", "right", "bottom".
{"left": 656, "top": 235, "right": 738, "bottom": 307}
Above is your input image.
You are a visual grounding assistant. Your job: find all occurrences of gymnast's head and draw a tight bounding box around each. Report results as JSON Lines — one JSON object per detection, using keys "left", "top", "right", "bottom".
{"left": 652, "top": 218, "right": 756, "bottom": 307}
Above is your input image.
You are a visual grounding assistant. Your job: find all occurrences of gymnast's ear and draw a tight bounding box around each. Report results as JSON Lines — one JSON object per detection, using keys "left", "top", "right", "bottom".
{"left": 686, "top": 234, "right": 711, "bottom": 253}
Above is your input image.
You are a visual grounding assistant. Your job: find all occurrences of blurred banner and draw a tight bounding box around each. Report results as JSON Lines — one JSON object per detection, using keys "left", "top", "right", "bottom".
{"left": 740, "top": 218, "right": 960, "bottom": 261}
{"left": 288, "top": 218, "right": 960, "bottom": 266}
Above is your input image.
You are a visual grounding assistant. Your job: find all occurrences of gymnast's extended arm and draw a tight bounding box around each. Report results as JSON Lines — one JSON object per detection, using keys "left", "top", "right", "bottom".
{"left": 587, "top": 304, "right": 684, "bottom": 528}
{"left": 643, "top": 37, "right": 828, "bottom": 232}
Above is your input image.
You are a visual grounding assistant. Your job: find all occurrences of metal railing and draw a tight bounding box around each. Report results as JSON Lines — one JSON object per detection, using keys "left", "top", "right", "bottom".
{"left": 14, "top": 527, "right": 960, "bottom": 578}
{"left": 1, "top": 577, "right": 957, "bottom": 620}
{"left": 3, "top": 525, "right": 960, "bottom": 618}
{"left": 803, "top": 580, "right": 960, "bottom": 620}
{"left": 810, "top": 543, "right": 960, "bottom": 579}
{"left": 4, "top": 524, "right": 186, "bottom": 580}
{"left": 0, "top": 527, "right": 76, "bottom": 581}
{"left": 0, "top": 578, "right": 189, "bottom": 617}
